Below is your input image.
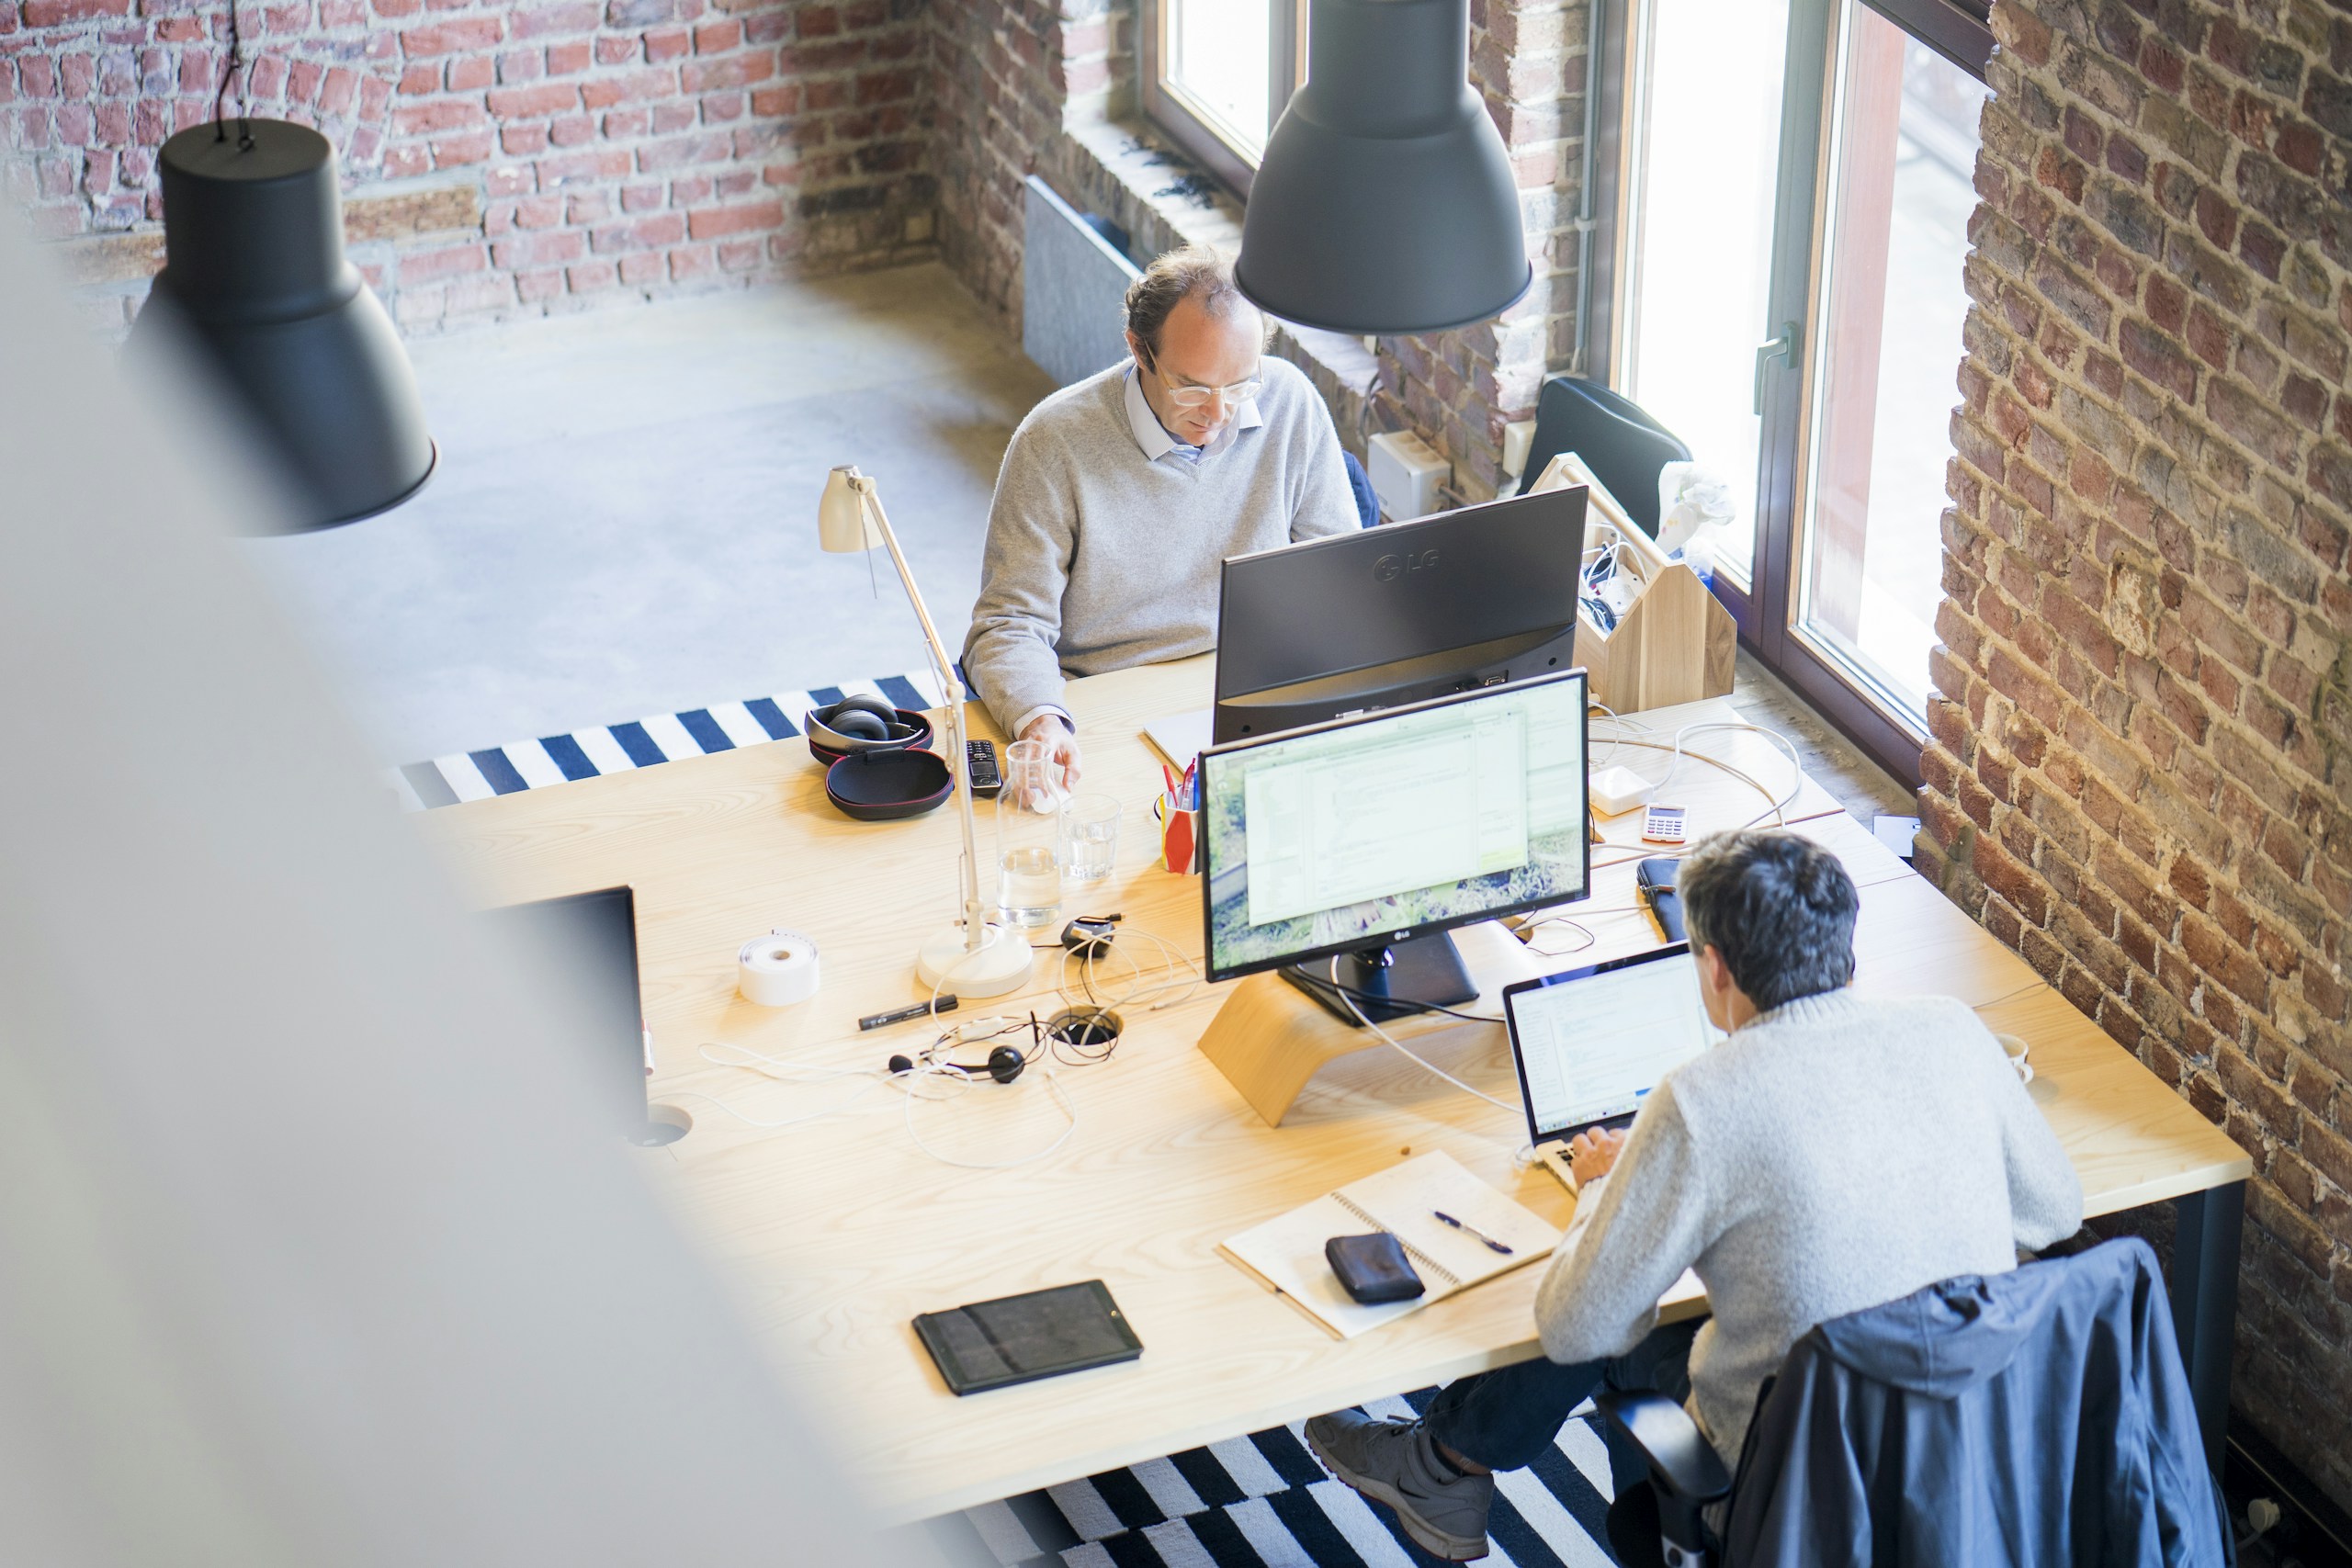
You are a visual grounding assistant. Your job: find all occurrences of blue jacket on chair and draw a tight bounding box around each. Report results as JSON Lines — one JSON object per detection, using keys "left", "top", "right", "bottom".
{"left": 1723, "top": 1237, "right": 2231, "bottom": 1568}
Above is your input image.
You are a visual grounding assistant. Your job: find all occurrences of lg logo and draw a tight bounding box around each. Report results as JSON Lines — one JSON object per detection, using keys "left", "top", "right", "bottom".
{"left": 1374, "top": 548, "right": 1439, "bottom": 581}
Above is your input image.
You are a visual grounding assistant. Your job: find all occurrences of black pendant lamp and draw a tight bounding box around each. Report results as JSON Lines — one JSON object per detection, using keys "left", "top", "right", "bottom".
{"left": 130, "top": 14, "right": 435, "bottom": 530}
{"left": 1237, "top": 0, "right": 1532, "bottom": 335}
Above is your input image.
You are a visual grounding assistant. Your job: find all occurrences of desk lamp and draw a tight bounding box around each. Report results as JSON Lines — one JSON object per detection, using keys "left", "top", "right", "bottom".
{"left": 818, "top": 466, "right": 1035, "bottom": 998}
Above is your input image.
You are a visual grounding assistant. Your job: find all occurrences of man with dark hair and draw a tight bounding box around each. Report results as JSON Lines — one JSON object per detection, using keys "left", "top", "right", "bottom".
{"left": 1306, "top": 829, "right": 2084, "bottom": 1562}
{"left": 962, "top": 244, "right": 1357, "bottom": 785}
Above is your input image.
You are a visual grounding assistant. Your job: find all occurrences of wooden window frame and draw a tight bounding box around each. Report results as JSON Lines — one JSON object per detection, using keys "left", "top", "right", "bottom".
{"left": 1139, "top": 0, "right": 1306, "bottom": 198}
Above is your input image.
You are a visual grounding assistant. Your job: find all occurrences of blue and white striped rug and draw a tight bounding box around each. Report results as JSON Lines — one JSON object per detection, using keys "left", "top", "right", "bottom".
{"left": 394, "top": 673, "right": 1623, "bottom": 1565}
{"left": 389, "top": 669, "right": 950, "bottom": 810}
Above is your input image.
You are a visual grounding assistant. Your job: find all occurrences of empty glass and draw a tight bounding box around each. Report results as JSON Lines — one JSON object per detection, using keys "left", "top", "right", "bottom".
{"left": 995, "top": 738, "right": 1066, "bottom": 927}
{"left": 1059, "top": 793, "right": 1121, "bottom": 883}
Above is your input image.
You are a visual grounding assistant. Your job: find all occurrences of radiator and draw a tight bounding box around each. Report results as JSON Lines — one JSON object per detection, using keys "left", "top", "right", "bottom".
{"left": 1022, "top": 175, "right": 1142, "bottom": 388}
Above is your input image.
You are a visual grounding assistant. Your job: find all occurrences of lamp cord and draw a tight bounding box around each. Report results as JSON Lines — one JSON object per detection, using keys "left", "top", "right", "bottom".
{"left": 215, "top": 0, "right": 254, "bottom": 148}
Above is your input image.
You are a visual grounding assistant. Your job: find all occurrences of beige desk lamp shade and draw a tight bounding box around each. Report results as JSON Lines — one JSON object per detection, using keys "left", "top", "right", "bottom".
{"left": 819, "top": 465, "right": 887, "bottom": 553}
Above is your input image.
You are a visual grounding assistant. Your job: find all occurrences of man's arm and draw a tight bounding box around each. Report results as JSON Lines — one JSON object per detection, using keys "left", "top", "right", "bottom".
{"left": 1983, "top": 1021, "right": 2084, "bottom": 1251}
{"left": 962, "top": 429, "right": 1079, "bottom": 740}
{"left": 1532, "top": 1082, "right": 1715, "bottom": 1365}
{"left": 1276, "top": 364, "right": 1364, "bottom": 540}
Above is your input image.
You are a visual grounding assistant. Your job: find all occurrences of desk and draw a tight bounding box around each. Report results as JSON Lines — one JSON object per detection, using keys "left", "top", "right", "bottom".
{"left": 426, "top": 655, "right": 2251, "bottom": 1517}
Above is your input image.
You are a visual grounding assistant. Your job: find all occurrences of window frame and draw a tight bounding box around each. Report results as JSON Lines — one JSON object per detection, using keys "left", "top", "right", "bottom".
{"left": 1594, "top": 0, "right": 1991, "bottom": 790}
{"left": 1139, "top": 0, "right": 1306, "bottom": 197}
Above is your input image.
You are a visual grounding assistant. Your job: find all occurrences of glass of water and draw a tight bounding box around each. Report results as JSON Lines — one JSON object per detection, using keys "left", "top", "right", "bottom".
{"left": 1059, "top": 793, "right": 1121, "bottom": 883}
{"left": 994, "top": 739, "right": 1065, "bottom": 927}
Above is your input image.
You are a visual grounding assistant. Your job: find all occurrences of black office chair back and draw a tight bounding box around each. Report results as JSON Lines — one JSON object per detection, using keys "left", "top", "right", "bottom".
{"left": 1511, "top": 375, "right": 1692, "bottom": 536}
{"left": 1599, "top": 1238, "right": 2230, "bottom": 1568}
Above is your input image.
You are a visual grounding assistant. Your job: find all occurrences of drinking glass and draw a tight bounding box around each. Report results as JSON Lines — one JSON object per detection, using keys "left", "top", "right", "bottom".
{"left": 994, "top": 739, "right": 1066, "bottom": 927}
{"left": 1059, "top": 793, "right": 1121, "bottom": 883}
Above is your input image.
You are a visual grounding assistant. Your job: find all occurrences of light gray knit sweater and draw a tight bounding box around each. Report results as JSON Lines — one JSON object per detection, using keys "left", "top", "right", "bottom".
{"left": 960, "top": 357, "right": 1358, "bottom": 734}
{"left": 1536, "top": 988, "right": 2083, "bottom": 1465}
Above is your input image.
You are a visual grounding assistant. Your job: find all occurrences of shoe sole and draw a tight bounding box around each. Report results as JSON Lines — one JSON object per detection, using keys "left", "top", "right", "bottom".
{"left": 1303, "top": 1426, "right": 1490, "bottom": 1562}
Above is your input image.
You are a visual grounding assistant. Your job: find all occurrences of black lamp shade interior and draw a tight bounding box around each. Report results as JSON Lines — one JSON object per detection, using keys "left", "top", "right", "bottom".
{"left": 1238, "top": 0, "right": 1532, "bottom": 335}
{"left": 133, "top": 119, "right": 435, "bottom": 530}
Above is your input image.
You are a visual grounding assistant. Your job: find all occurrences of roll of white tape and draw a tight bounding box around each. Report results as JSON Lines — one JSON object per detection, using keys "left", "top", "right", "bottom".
{"left": 737, "top": 929, "right": 820, "bottom": 1007}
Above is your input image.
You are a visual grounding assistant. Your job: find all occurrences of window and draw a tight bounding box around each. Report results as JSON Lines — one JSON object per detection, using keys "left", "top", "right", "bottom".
{"left": 1602, "top": 0, "right": 1992, "bottom": 784}
{"left": 1142, "top": 0, "right": 1304, "bottom": 194}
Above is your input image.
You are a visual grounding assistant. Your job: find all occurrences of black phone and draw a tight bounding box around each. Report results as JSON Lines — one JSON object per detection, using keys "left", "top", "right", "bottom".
{"left": 913, "top": 1279, "right": 1142, "bottom": 1395}
{"left": 1636, "top": 857, "right": 1686, "bottom": 944}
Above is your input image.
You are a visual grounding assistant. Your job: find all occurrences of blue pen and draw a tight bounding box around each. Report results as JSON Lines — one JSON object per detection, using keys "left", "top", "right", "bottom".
{"left": 1432, "top": 1210, "right": 1514, "bottom": 1255}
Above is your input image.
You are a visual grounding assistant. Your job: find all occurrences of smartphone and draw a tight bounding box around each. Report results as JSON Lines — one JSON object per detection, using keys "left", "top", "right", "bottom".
{"left": 1636, "top": 857, "right": 1687, "bottom": 944}
{"left": 913, "top": 1279, "right": 1142, "bottom": 1395}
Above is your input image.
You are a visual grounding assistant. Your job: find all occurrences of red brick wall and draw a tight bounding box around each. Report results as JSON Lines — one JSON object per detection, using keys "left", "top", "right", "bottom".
{"left": 1924, "top": 0, "right": 2352, "bottom": 1508}
{"left": 4, "top": 0, "right": 936, "bottom": 330}
{"left": 1371, "top": 0, "right": 1587, "bottom": 502}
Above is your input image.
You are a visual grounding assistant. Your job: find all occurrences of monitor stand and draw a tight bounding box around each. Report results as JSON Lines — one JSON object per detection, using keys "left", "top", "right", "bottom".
{"left": 1279, "top": 932, "right": 1479, "bottom": 1026}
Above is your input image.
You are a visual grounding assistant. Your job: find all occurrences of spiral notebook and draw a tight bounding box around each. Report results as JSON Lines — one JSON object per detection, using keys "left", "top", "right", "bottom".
{"left": 1219, "top": 1151, "right": 1561, "bottom": 1338}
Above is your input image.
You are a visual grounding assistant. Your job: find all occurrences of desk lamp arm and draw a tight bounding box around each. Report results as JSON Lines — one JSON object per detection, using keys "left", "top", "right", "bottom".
{"left": 850, "top": 474, "right": 987, "bottom": 953}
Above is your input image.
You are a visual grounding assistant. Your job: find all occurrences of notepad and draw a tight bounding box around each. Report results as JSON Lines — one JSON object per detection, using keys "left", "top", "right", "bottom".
{"left": 1142, "top": 707, "right": 1214, "bottom": 771}
{"left": 1219, "top": 1151, "right": 1561, "bottom": 1338}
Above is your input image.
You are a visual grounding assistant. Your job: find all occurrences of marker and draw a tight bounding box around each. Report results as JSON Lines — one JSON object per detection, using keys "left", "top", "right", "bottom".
{"left": 860, "top": 997, "right": 958, "bottom": 1031}
{"left": 1432, "top": 1210, "right": 1515, "bottom": 1255}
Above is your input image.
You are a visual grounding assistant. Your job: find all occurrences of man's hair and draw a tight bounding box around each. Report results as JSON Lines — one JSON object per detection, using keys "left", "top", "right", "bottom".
{"left": 1678, "top": 829, "right": 1859, "bottom": 1011}
{"left": 1124, "top": 245, "right": 1257, "bottom": 359}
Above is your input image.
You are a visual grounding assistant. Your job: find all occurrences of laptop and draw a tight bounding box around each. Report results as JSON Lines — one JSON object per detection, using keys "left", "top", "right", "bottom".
{"left": 1501, "top": 944, "right": 1718, "bottom": 1190}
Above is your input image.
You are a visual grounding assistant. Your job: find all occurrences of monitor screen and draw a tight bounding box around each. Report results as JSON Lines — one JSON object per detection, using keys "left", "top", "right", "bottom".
{"left": 1212, "top": 485, "right": 1589, "bottom": 744}
{"left": 1505, "top": 949, "right": 1717, "bottom": 1143}
{"left": 482, "top": 885, "right": 649, "bottom": 1135}
{"left": 1202, "top": 670, "right": 1589, "bottom": 981}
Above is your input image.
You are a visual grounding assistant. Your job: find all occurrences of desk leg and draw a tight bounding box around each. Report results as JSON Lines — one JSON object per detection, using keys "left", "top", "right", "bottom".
{"left": 2171, "top": 1181, "right": 2244, "bottom": 1473}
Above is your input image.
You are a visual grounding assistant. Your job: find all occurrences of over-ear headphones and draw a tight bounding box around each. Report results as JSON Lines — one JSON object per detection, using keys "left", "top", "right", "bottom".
{"left": 887, "top": 1043, "right": 1026, "bottom": 1084}
{"left": 815, "top": 694, "right": 915, "bottom": 743}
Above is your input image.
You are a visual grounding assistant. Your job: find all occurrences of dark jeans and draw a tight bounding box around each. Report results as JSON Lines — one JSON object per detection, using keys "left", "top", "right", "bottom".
{"left": 1423, "top": 1318, "right": 1702, "bottom": 1494}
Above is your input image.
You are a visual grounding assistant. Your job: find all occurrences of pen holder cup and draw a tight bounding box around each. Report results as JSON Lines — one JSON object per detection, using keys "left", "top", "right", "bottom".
{"left": 1159, "top": 803, "right": 1200, "bottom": 874}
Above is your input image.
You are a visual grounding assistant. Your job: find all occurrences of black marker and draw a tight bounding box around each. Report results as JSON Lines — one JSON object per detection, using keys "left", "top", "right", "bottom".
{"left": 860, "top": 997, "right": 958, "bottom": 1031}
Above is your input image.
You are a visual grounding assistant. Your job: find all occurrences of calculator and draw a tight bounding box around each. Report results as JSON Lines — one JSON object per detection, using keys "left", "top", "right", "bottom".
{"left": 1640, "top": 804, "right": 1688, "bottom": 844}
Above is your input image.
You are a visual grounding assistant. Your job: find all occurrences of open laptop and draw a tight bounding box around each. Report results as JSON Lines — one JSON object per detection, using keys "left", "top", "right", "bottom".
{"left": 1502, "top": 944, "right": 1718, "bottom": 1190}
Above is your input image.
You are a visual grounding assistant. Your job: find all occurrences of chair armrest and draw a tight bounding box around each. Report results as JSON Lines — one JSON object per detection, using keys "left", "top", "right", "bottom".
{"left": 1594, "top": 1390, "right": 1732, "bottom": 1503}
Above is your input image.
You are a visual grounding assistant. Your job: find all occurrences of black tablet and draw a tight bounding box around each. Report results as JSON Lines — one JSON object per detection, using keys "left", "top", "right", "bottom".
{"left": 913, "top": 1280, "right": 1143, "bottom": 1395}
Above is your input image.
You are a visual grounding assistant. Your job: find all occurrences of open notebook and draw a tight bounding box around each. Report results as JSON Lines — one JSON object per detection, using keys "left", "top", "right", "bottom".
{"left": 1220, "top": 1151, "right": 1561, "bottom": 1338}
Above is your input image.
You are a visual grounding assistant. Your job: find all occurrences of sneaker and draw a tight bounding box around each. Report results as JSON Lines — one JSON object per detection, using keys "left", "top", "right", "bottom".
{"left": 1304, "top": 1410, "right": 1494, "bottom": 1561}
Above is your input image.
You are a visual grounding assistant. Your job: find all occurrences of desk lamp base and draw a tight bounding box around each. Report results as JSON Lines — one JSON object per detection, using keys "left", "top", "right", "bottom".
{"left": 916, "top": 919, "right": 1035, "bottom": 998}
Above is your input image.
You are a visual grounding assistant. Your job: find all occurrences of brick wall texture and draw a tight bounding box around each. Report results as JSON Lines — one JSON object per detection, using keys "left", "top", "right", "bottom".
{"left": 1922, "top": 0, "right": 2352, "bottom": 1510}
{"left": 2, "top": 0, "right": 937, "bottom": 329}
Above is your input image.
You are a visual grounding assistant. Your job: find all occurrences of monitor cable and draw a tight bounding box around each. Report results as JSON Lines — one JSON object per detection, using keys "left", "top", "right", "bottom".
{"left": 1331, "top": 957, "right": 1523, "bottom": 1115}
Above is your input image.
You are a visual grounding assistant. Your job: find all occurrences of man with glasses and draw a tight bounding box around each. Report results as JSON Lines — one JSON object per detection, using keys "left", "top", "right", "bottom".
{"left": 962, "top": 245, "right": 1358, "bottom": 784}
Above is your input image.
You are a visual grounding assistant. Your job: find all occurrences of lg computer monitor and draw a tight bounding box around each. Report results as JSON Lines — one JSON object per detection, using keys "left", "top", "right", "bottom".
{"left": 1200, "top": 669, "right": 1590, "bottom": 1022}
{"left": 1211, "top": 485, "right": 1589, "bottom": 744}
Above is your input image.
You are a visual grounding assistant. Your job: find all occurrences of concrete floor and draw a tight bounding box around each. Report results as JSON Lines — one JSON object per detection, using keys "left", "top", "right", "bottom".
{"left": 247, "top": 264, "right": 1055, "bottom": 765}
{"left": 246, "top": 259, "right": 1914, "bottom": 829}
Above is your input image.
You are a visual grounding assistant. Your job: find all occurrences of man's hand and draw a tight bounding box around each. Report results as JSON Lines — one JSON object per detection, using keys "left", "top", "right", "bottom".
{"left": 1018, "top": 713, "right": 1082, "bottom": 792}
{"left": 1568, "top": 1127, "right": 1628, "bottom": 1188}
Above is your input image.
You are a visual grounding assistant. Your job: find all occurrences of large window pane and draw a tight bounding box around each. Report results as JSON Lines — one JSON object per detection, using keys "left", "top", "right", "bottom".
{"left": 1167, "top": 0, "right": 1274, "bottom": 162}
{"left": 1617, "top": 0, "right": 1790, "bottom": 580}
{"left": 1795, "top": 4, "right": 1984, "bottom": 721}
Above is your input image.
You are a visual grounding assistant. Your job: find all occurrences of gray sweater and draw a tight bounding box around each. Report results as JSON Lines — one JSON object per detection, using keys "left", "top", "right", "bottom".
{"left": 961, "top": 357, "right": 1358, "bottom": 734}
{"left": 1536, "top": 989, "right": 2083, "bottom": 1466}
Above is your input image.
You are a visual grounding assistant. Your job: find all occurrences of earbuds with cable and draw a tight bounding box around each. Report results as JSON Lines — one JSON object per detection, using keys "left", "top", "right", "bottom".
{"left": 888, "top": 1044, "right": 1027, "bottom": 1084}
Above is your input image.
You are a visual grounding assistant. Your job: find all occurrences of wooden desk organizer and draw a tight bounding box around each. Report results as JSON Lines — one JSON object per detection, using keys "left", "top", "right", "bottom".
{"left": 1529, "top": 453, "right": 1736, "bottom": 714}
{"left": 1195, "top": 922, "right": 1544, "bottom": 1125}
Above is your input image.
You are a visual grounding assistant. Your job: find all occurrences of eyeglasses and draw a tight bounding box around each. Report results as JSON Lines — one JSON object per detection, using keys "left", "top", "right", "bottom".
{"left": 1144, "top": 350, "right": 1261, "bottom": 410}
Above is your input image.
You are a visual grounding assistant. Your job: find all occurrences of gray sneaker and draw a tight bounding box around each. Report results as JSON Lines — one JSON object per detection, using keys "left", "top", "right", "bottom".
{"left": 1304, "top": 1410, "right": 1494, "bottom": 1561}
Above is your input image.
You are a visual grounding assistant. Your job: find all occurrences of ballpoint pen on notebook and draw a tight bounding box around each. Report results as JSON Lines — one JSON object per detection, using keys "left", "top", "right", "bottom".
{"left": 1432, "top": 1210, "right": 1515, "bottom": 1255}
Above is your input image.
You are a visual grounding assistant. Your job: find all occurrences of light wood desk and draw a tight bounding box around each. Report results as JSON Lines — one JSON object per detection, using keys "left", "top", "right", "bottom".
{"left": 426, "top": 656, "right": 2250, "bottom": 1517}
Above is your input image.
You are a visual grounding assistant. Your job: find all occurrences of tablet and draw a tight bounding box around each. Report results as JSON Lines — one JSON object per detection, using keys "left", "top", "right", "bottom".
{"left": 913, "top": 1280, "right": 1143, "bottom": 1395}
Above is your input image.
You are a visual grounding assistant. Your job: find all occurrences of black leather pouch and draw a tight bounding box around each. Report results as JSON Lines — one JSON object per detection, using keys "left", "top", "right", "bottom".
{"left": 1325, "top": 1232, "right": 1426, "bottom": 1304}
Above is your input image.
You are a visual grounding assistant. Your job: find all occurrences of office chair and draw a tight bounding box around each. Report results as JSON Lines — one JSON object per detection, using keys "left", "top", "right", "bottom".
{"left": 1597, "top": 1238, "right": 2232, "bottom": 1568}
{"left": 1510, "top": 375, "right": 1692, "bottom": 535}
{"left": 1341, "top": 447, "right": 1382, "bottom": 528}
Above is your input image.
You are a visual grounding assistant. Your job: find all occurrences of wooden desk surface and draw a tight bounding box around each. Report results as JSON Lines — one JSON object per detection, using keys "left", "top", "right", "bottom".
{"left": 426, "top": 657, "right": 2247, "bottom": 1524}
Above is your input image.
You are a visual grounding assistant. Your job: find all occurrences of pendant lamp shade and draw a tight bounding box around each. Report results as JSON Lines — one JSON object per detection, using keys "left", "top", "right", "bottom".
{"left": 1236, "top": 0, "right": 1531, "bottom": 335}
{"left": 132, "top": 120, "right": 435, "bottom": 530}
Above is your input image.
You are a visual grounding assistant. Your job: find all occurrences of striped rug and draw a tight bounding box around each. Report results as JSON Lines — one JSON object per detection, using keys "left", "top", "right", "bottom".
{"left": 389, "top": 668, "right": 950, "bottom": 810}
{"left": 394, "top": 674, "right": 1623, "bottom": 1565}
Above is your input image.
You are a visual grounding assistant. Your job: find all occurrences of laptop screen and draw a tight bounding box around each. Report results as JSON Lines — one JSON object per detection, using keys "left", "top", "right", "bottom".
{"left": 1506, "top": 947, "right": 1717, "bottom": 1143}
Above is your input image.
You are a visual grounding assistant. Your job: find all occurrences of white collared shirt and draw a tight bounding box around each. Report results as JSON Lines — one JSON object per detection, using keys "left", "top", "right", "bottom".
{"left": 1011, "top": 367, "right": 1267, "bottom": 739}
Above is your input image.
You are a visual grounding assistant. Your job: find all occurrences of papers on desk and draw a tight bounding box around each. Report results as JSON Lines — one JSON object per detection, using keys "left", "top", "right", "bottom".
{"left": 1220, "top": 1151, "right": 1559, "bottom": 1338}
{"left": 1142, "top": 707, "right": 1215, "bottom": 771}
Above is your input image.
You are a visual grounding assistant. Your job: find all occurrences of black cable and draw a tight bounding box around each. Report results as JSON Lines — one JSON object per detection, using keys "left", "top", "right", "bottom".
{"left": 1305, "top": 973, "right": 1502, "bottom": 1024}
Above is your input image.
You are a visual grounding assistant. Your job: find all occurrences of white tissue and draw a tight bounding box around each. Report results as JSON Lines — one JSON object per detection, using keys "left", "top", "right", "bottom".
{"left": 1655, "top": 461, "right": 1737, "bottom": 558}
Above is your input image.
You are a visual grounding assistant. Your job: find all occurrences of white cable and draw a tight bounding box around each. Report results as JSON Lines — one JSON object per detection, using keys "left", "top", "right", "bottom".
{"left": 1331, "top": 958, "right": 1523, "bottom": 1115}
{"left": 672, "top": 1043, "right": 901, "bottom": 1130}
{"left": 1057, "top": 927, "right": 1203, "bottom": 1014}
{"left": 898, "top": 1058, "right": 1078, "bottom": 1170}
